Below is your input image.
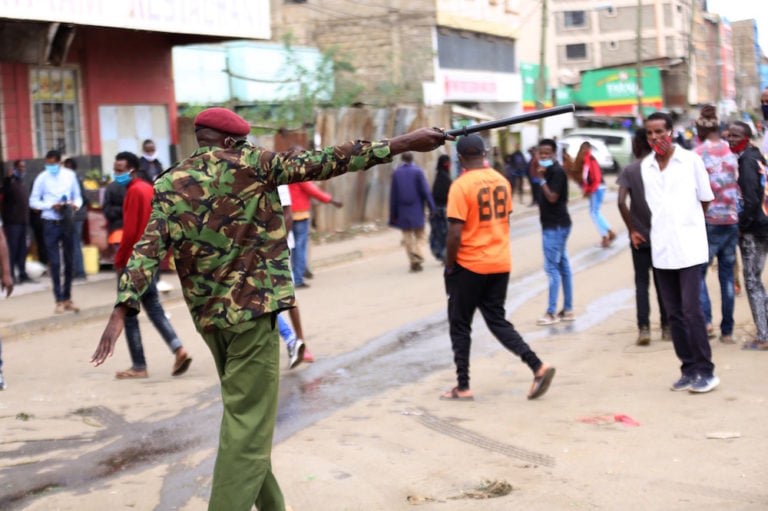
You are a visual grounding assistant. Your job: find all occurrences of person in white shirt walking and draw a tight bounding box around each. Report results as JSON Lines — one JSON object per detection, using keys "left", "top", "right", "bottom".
{"left": 641, "top": 112, "right": 718, "bottom": 393}
{"left": 29, "top": 150, "right": 82, "bottom": 314}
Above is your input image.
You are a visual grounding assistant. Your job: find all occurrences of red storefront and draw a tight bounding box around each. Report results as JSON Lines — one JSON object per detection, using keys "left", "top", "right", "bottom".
{"left": 0, "top": 1, "right": 270, "bottom": 175}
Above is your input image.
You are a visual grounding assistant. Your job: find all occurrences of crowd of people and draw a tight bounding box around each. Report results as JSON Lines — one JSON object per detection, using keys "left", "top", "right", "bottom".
{"left": 1, "top": 89, "right": 767, "bottom": 508}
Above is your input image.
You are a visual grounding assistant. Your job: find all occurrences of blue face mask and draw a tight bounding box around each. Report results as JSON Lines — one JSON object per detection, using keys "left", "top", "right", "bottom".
{"left": 114, "top": 173, "right": 132, "bottom": 186}
{"left": 539, "top": 159, "right": 554, "bottom": 168}
{"left": 45, "top": 164, "right": 60, "bottom": 176}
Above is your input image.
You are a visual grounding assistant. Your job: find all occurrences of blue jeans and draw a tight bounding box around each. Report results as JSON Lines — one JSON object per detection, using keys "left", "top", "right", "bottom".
{"left": 291, "top": 219, "right": 310, "bottom": 286}
{"left": 700, "top": 224, "right": 738, "bottom": 335}
{"left": 589, "top": 185, "right": 611, "bottom": 237}
{"left": 122, "top": 276, "right": 182, "bottom": 370}
{"left": 542, "top": 226, "right": 573, "bottom": 315}
{"left": 277, "top": 314, "right": 296, "bottom": 347}
{"left": 43, "top": 220, "right": 74, "bottom": 302}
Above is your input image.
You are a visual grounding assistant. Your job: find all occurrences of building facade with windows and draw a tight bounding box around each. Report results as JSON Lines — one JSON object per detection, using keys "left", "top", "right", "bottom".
{"left": 271, "top": 0, "right": 524, "bottom": 121}
{"left": 0, "top": 1, "right": 270, "bottom": 176}
{"left": 731, "top": 19, "right": 763, "bottom": 112}
{"left": 517, "top": 0, "right": 736, "bottom": 117}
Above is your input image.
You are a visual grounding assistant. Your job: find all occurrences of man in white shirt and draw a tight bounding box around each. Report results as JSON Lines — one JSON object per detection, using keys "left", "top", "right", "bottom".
{"left": 29, "top": 150, "right": 83, "bottom": 314}
{"left": 641, "top": 112, "right": 718, "bottom": 393}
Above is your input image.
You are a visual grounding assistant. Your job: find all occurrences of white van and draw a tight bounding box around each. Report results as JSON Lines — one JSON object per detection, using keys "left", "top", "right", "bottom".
{"left": 566, "top": 128, "right": 633, "bottom": 170}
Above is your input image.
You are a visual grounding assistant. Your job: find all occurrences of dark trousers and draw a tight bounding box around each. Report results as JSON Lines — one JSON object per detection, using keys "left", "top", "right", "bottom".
{"left": 29, "top": 210, "right": 47, "bottom": 265}
{"left": 122, "top": 276, "right": 182, "bottom": 370}
{"left": 43, "top": 220, "right": 74, "bottom": 302}
{"left": 631, "top": 243, "right": 667, "bottom": 329}
{"left": 4, "top": 223, "right": 29, "bottom": 280}
{"left": 655, "top": 265, "right": 714, "bottom": 378}
{"left": 445, "top": 264, "right": 542, "bottom": 390}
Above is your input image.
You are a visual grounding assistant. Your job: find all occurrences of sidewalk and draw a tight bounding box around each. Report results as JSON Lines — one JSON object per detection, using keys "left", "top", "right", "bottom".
{"left": 0, "top": 226, "right": 406, "bottom": 340}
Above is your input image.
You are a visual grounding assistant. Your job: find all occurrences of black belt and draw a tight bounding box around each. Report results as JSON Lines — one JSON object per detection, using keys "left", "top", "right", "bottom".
{"left": 43, "top": 219, "right": 63, "bottom": 224}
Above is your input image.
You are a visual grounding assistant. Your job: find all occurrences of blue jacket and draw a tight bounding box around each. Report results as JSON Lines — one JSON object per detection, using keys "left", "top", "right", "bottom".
{"left": 389, "top": 162, "right": 435, "bottom": 230}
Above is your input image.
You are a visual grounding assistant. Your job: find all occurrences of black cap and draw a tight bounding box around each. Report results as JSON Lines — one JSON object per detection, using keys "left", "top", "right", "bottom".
{"left": 456, "top": 135, "right": 485, "bottom": 157}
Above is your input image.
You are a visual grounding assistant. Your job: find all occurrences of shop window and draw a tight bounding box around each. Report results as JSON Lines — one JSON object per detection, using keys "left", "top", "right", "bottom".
{"left": 564, "top": 11, "right": 586, "bottom": 28}
{"left": 30, "top": 67, "right": 81, "bottom": 156}
{"left": 565, "top": 43, "right": 588, "bottom": 61}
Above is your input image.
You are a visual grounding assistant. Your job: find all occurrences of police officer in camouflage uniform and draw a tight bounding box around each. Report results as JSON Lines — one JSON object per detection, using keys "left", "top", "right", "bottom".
{"left": 91, "top": 107, "right": 449, "bottom": 511}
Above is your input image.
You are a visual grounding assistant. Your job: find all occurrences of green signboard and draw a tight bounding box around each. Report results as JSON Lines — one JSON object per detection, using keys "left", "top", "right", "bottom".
{"left": 520, "top": 62, "right": 551, "bottom": 108}
{"left": 575, "top": 67, "right": 662, "bottom": 111}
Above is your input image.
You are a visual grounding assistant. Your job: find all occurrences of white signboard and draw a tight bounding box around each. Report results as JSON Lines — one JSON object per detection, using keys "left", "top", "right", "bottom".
{"left": 427, "top": 69, "right": 522, "bottom": 104}
{"left": 0, "top": 0, "right": 270, "bottom": 40}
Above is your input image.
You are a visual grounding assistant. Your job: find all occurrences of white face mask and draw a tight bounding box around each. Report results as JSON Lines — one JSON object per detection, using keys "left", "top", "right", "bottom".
{"left": 143, "top": 152, "right": 156, "bottom": 161}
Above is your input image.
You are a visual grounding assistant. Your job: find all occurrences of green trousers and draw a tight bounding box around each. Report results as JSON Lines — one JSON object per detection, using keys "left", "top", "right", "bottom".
{"left": 201, "top": 315, "right": 285, "bottom": 511}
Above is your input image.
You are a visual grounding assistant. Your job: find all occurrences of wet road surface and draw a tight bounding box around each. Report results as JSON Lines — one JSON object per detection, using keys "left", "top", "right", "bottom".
{"left": 2, "top": 200, "right": 634, "bottom": 509}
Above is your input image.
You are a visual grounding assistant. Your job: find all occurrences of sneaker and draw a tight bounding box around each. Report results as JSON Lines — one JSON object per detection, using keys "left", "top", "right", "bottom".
{"left": 670, "top": 374, "right": 697, "bottom": 391}
{"left": 0, "top": 371, "right": 5, "bottom": 390}
{"left": 557, "top": 309, "right": 575, "bottom": 322}
{"left": 288, "top": 339, "right": 305, "bottom": 369}
{"left": 636, "top": 327, "right": 651, "bottom": 346}
{"left": 689, "top": 374, "right": 720, "bottom": 394}
{"left": 156, "top": 280, "right": 173, "bottom": 293}
{"left": 537, "top": 313, "right": 560, "bottom": 326}
{"left": 302, "top": 347, "right": 315, "bottom": 363}
{"left": 661, "top": 325, "right": 672, "bottom": 341}
{"left": 54, "top": 302, "right": 66, "bottom": 314}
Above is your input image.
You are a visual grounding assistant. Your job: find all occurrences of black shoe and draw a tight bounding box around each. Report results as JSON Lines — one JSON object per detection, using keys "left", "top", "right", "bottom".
{"left": 303, "top": 269, "right": 314, "bottom": 280}
{"left": 18, "top": 276, "right": 36, "bottom": 284}
{"left": 295, "top": 282, "right": 310, "bottom": 289}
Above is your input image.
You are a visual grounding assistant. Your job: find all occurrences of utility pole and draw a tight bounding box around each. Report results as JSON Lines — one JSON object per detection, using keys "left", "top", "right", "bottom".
{"left": 686, "top": 0, "right": 697, "bottom": 109}
{"left": 635, "top": 0, "right": 643, "bottom": 121}
{"left": 537, "top": 0, "right": 548, "bottom": 132}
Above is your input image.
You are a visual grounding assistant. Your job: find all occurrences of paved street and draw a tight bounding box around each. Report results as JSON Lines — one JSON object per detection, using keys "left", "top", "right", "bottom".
{"left": 1, "top": 186, "right": 767, "bottom": 510}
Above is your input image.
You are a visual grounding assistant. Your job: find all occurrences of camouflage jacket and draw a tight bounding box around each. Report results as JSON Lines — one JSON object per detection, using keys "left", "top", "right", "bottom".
{"left": 116, "top": 139, "right": 392, "bottom": 333}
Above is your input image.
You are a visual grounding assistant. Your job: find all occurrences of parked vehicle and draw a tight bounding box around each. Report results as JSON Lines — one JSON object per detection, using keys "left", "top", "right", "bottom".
{"left": 566, "top": 128, "right": 633, "bottom": 170}
{"left": 560, "top": 136, "right": 617, "bottom": 174}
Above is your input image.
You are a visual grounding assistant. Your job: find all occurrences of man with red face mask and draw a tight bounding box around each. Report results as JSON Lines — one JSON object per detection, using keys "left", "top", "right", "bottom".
{"left": 729, "top": 121, "right": 768, "bottom": 350}
{"left": 641, "top": 112, "right": 717, "bottom": 393}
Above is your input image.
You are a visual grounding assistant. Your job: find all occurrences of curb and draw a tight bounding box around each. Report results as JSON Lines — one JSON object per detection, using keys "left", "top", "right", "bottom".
{"left": 0, "top": 289, "right": 186, "bottom": 341}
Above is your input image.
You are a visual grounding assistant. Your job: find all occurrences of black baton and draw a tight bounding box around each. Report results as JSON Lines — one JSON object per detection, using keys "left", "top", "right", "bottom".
{"left": 445, "top": 104, "right": 576, "bottom": 137}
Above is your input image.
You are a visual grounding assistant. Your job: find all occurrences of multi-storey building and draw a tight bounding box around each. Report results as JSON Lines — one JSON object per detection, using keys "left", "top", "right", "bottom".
{"left": 518, "top": 0, "right": 738, "bottom": 117}
{"left": 731, "top": 19, "right": 763, "bottom": 112}
{"left": 271, "top": 0, "right": 524, "bottom": 120}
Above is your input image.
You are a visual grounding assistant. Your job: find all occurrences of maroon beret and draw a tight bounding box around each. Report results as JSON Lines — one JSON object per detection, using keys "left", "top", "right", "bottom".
{"left": 194, "top": 107, "right": 251, "bottom": 136}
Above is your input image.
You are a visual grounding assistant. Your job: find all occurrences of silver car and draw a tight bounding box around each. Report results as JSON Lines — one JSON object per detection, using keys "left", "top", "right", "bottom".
{"left": 561, "top": 136, "right": 617, "bottom": 173}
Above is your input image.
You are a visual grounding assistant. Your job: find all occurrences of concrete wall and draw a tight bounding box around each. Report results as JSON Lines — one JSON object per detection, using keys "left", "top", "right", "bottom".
{"left": 312, "top": 105, "right": 452, "bottom": 231}
{"left": 271, "top": 0, "right": 437, "bottom": 105}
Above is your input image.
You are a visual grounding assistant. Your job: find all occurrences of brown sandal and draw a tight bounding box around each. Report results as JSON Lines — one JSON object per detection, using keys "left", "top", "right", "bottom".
{"left": 439, "top": 386, "right": 474, "bottom": 401}
{"left": 115, "top": 368, "right": 149, "bottom": 379}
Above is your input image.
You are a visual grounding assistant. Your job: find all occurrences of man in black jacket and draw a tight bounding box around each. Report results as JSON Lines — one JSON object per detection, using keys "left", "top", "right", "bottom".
{"left": 729, "top": 121, "right": 768, "bottom": 349}
{"left": 2, "top": 160, "right": 32, "bottom": 283}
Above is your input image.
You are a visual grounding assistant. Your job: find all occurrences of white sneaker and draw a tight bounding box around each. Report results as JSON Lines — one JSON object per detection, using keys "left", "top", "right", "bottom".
{"left": 537, "top": 313, "right": 560, "bottom": 326}
{"left": 288, "top": 339, "right": 305, "bottom": 369}
{"left": 689, "top": 375, "right": 720, "bottom": 394}
{"left": 156, "top": 280, "right": 173, "bottom": 293}
{"left": 0, "top": 371, "right": 6, "bottom": 390}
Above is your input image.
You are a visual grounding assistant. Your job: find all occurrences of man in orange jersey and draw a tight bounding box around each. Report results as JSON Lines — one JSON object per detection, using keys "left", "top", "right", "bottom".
{"left": 441, "top": 134, "right": 555, "bottom": 401}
